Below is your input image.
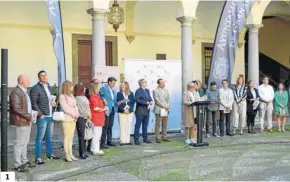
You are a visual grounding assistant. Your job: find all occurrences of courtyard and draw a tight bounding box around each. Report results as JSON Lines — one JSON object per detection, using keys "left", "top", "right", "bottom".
{"left": 5, "top": 126, "right": 290, "bottom": 181}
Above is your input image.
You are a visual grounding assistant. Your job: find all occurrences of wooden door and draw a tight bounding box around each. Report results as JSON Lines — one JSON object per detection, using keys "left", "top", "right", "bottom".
{"left": 78, "top": 40, "right": 92, "bottom": 87}
{"left": 78, "top": 40, "right": 113, "bottom": 87}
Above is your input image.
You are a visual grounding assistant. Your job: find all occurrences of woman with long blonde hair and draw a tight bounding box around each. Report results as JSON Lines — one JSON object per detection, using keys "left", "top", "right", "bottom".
{"left": 116, "top": 81, "right": 135, "bottom": 145}
{"left": 232, "top": 76, "right": 248, "bottom": 135}
{"left": 89, "top": 83, "right": 107, "bottom": 155}
{"left": 59, "top": 81, "right": 79, "bottom": 162}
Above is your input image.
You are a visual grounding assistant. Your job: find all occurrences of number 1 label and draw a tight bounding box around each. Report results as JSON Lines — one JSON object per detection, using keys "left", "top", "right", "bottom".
{"left": 0, "top": 172, "right": 15, "bottom": 182}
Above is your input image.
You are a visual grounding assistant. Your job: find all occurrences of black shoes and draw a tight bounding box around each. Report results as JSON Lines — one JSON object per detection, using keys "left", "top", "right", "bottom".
{"left": 134, "top": 141, "right": 141, "bottom": 145}
{"left": 100, "top": 145, "right": 109, "bottom": 149}
{"left": 13, "top": 164, "right": 28, "bottom": 172}
{"left": 80, "top": 154, "right": 87, "bottom": 160}
{"left": 226, "top": 133, "right": 235, "bottom": 136}
{"left": 143, "top": 139, "right": 152, "bottom": 143}
{"left": 25, "top": 161, "right": 36, "bottom": 168}
{"left": 107, "top": 143, "right": 116, "bottom": 147}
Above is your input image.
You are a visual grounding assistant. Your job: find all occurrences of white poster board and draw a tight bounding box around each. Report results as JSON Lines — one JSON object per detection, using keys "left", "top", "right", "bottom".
{"left": 95, "top": 66, "right": 120, "bottom": 89}
{"left": 122, "top": 59, "right": 182, "bottom": 136}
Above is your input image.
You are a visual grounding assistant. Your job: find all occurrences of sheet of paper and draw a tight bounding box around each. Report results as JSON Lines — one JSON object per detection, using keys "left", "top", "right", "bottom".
{"left": 50, "top": 95, "right": 56, "bottom": 103}
{"left": 32, "top": 110, "right": 38, "bottom": 123}
{"left": 160, "top": 109, "right": 168, "bottom": 117}
{"left": 105, "top": 106, "right": 110, "bottom": 116}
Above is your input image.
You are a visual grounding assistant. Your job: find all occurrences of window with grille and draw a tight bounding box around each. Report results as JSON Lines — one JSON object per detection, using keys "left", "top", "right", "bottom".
{"left": 204, "top": 47, "right": 213, "bottom": 84}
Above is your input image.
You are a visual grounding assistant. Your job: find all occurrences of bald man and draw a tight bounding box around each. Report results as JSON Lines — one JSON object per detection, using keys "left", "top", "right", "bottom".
{"left": 10, "top": 75, "right": 35, "bottom": 172}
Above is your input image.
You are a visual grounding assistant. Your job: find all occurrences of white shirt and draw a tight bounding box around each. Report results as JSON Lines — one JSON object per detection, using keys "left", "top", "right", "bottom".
{"left": 108, "top": 86, "right": 114, "bottom": 100}
{"left": 251, "top": 89, "right": 256, "bottom": 99}
{"left": 219, "top": 87, "right": 234, "bottom": 111}
{"left": 43, "top": 84, "right": 52, "bottom": 117}
{"left": 18, "top": 85, "right": 32, "bottom": 114}
{"left": 258, "top": 84, "right": 274, "bottom": 102}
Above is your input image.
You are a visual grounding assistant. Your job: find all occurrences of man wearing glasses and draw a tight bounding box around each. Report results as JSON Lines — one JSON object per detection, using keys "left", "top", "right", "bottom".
{"left": 134, "top": 79, "right": 153, "bottom": 145}
{"left": 219, "top": 79, "right": 234, "bottom": 137}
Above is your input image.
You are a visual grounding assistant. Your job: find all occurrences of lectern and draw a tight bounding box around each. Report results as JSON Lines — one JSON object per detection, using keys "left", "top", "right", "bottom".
{"left": 190, "top": 101, "right": 211, "bottom": 147}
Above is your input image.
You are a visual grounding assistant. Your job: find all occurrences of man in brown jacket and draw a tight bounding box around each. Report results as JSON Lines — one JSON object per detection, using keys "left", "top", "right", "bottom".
{"left": 10, "top": 75, "right": 35, "bottom": 172}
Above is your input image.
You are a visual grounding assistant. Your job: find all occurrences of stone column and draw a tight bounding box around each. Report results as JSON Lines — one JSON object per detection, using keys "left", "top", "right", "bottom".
{"left": 176, "top": 16, "right": 195, "bottom": 92}
{"left": 246, "top": 24, "right": 263, "bottom": 85}
{"left": 87, "top": 9, "right": 108, "bottom": 77}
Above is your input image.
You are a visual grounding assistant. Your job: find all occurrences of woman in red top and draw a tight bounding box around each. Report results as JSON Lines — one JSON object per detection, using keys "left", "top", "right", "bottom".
{"left": 89, "top": 83, "right": 107, "bottom": 155}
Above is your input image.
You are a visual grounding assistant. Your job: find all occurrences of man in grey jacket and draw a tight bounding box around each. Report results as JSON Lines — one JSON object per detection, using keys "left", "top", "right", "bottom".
{"left": 153, "top": 79, "right": 170, "bottom": 143}
{"left": 30, "top": 70, "right": 60, "bottom": 165}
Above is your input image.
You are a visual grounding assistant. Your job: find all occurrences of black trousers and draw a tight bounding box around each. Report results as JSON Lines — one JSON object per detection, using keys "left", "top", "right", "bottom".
{"left": 101, "top": 108, "right": 115, "bottom": 145}
{"left": 207, "top": 110, "right": 217, "bottom": 134}
{"left": 219, "top": 110, "right": 231, "bottom": 135}
{"left": 247, "top": 113, "right": 256, "bottom": 127}
{"left": 76, "top": 117, "right": 86, "bottom": 156}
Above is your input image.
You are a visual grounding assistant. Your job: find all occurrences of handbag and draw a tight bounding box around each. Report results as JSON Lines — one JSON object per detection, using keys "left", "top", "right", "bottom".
{"left": 84, "top": 119, "right": 94, "bottom": 140}
{"left": 52, "top": 101, "right": 65, "bottom": 121}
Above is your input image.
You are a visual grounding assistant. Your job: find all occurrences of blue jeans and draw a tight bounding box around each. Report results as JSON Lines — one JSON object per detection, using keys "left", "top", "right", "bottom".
{"left": 134, "top": 114, "right": 149, "bottom": 142}
{"left": 35, "top": 117, "right": 54, "bottom": 158}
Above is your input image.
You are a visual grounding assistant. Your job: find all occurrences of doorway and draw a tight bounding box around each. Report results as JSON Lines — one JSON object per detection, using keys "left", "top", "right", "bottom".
{"left": 72, "top": 34, "right": 118, "bottom": 87}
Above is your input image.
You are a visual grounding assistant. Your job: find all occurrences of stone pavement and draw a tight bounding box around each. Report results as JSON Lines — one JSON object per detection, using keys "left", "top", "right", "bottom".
{"left": 3, "top": 126, "right": 290, "bottom": 181}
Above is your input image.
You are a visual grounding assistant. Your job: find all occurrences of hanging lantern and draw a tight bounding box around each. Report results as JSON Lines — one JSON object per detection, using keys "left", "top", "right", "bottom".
{"left": 107, "top": 0, "right": 124, "bottom": 32}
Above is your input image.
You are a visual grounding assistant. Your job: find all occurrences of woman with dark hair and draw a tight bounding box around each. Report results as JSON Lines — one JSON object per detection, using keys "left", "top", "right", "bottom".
{"left": 75, "top": 83, "right": 91, "bottom": 159}
{"left": 246, "top": 80, "right": 259, "bottom": 134}
{"left": 274, "top": 82, "right": 289, "bottom": 132}
{"left": 206, "top": 81, "right": 220, "bottom": 137}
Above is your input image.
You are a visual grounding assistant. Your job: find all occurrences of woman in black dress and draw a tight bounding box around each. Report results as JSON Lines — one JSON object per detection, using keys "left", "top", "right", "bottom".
{"left": 246, "top": 80, "right": 260, "bottom": 134}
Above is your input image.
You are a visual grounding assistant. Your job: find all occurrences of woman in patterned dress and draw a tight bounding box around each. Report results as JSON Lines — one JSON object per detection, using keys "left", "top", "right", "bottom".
{"left": 75, "top": 83, "right": 91, "bottom": 159}
{"left": 274, "top": 82, "right": 289, "bottom": 132}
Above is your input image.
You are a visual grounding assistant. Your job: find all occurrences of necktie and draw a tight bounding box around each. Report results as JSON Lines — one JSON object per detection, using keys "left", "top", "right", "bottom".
{"left": 143, "top": 89, "right": 149, "bottom": 98}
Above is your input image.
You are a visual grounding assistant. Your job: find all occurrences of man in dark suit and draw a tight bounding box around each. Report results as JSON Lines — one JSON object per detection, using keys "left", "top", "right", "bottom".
{"left": 134, "top": 79, "right": 153, "bottom": 145}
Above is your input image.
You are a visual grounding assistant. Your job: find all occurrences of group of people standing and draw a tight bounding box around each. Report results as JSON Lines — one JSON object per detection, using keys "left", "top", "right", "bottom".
{"left": 9, "top": 69, "right": 288, "bottom": 172}
{"left": 9, "top": 71, "right": 171, "bottom": 172}
{"left": 183, "top": 75, "right": 288, "bottom": 145}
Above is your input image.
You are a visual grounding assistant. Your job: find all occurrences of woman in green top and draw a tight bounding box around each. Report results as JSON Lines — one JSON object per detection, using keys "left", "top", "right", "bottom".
{"left": 274, "top": 83, "right": 289, "bottom": 132}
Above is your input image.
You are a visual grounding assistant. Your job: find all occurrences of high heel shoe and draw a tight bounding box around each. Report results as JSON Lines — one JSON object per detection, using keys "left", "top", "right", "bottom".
{"left": 282, "top": 127, "right": 285, "bottom": 132}
{"left": 70, "top": 154, "right": 78, "bottom": 161}
{"left": 65, "top": 154, "right": 73, "bottom": 162}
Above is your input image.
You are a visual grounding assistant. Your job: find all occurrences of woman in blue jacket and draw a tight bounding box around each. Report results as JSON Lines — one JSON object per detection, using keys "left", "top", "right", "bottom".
{"left": 116, "top": 81, "right": 135, "bottom": 145}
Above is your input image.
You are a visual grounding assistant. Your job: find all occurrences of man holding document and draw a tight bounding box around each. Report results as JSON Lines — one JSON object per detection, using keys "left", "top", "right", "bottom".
{"left": 153, "top": 79, "right": 170, "bottom": 143}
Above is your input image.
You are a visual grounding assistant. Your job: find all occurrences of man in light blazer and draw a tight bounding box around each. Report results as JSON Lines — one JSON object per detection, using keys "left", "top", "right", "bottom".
{"left": 134, "top": 79, "right": 153, "bottom": 145}
{"left": 99, "top": 77, "right": 117, "bottom": 148}
{"left": 153, "top": 79, "right": 170, "bottom": 143}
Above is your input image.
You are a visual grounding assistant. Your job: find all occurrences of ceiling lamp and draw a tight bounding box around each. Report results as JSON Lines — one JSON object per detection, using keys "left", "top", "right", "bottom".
{"left": 107, "top": 0, "right": 124, "bottom": 32}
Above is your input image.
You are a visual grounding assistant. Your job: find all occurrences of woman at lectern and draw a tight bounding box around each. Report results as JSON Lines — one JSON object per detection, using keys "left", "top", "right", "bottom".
{"left": 183, "top": 82, "right": 198, "bottom": 145}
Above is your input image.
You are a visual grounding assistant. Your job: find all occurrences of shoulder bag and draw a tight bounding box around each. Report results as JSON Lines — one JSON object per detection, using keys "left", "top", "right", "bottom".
{"left": 52, "top": 100, "right": 65, "bottom": 121}
{"left": 84, "top": 119, "right": 94, "bottom": 140}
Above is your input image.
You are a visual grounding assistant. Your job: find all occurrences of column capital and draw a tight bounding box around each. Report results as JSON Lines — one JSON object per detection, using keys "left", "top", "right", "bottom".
{"left": 87, "top": 8, "right": 109, "bottom": 20}
{"left": 245, "top": 24, "right": 263, "bottom": 33}
{"left": 176, "top": 16, "right": 196, "bottom": 27}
